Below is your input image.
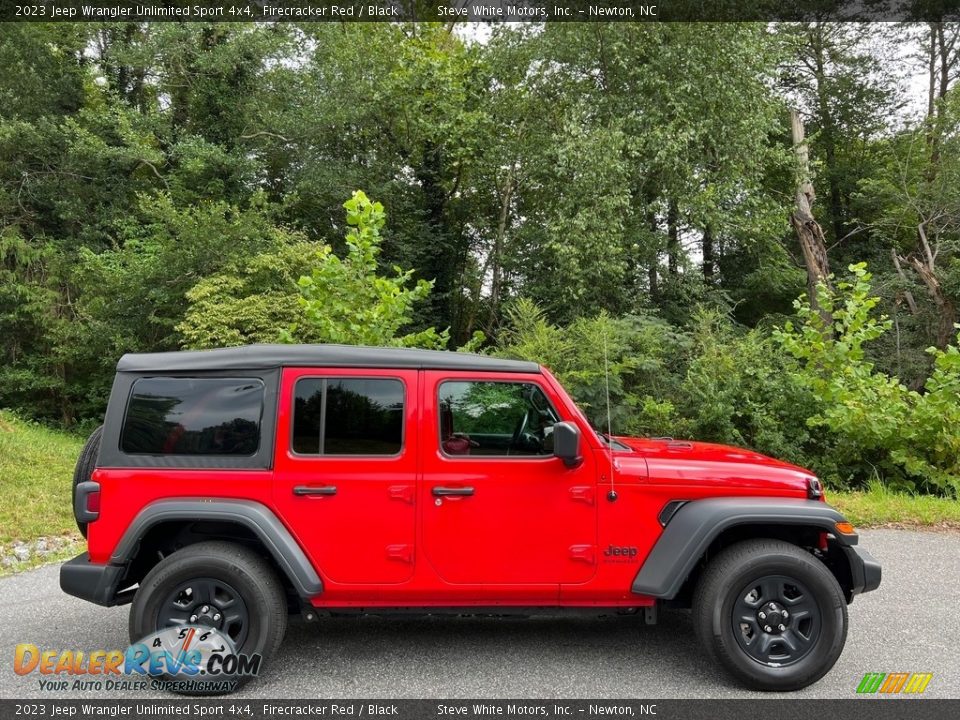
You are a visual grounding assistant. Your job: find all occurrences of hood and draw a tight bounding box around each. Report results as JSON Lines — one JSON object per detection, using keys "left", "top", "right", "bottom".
{"left": 612, "top": 436, "right": 816, "bottom": 495}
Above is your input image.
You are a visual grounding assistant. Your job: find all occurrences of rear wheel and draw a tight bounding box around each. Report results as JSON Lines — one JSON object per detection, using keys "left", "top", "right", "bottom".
{"left": 129, "top": 541, "right": 287, "bottom": 695}
{"left": 71, "top": 425, "right": 102, "bottom": 538}
{"left": 693, "top": 539, "right": 847, "bottom": 691}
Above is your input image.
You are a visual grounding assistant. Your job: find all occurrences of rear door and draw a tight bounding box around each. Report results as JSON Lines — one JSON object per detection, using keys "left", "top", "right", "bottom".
{"left": 273, "top": 367, "right": 417, "bottom": 584}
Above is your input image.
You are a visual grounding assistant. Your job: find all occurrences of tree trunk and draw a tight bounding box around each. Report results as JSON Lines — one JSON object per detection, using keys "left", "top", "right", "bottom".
{"left": 486, "top": 166, "right": 515, "bottom": 336}
{"left": 789, "top": 109, "right": 832, "bottom": 325}
{"left": 891, "top": 249, "right": 919, "bottom": 315}
{"left": 646, "top": 210, "right": 659, "bottom": 300}
{"left": 667, "top": 200, "right": 679, "bottom": 276}
{"left": 810, "top": 25, "right": 845, "bottom": 244}
{"left": 927, "top": 23, "right": 937, "bottom": 121}
{"left": 908, "top": 253, "right": 956, "bottom": 349}
{"left": 702, "top": 225, "right": 714, "bottom": 283}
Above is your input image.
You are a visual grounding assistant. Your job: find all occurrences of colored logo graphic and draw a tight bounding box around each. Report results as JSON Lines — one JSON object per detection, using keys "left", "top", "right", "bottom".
{"left": 856, "top": 672, "right": 933, "bottom": 694}
{"left": 14, "top": 626, "right": 260, "bottom": 693}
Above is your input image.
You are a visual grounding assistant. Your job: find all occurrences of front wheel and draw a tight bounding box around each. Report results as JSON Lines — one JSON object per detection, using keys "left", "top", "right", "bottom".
{"left": 129, "top": 541, "right": 287, "bottom": 695}
{"left": 693, "top": 539, "right": 847, "bottom": 691}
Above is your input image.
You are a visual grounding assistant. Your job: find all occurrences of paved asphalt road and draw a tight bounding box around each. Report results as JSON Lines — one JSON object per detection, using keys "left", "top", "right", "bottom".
{"left": 1, "top": 529, "right": 957, "bottom": 700}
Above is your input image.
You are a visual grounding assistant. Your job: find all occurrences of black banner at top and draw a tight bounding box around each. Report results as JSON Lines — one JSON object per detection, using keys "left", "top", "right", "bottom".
{"left": 1, "top": 0, "right": 959, "bottom": 22}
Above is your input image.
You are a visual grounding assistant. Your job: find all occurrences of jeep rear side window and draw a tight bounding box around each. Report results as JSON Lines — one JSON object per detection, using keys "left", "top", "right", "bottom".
{"left": 121, "top": 377, "right": 264, "bottom": 456}
{"left": 438, "top": 380, "right": 560, "bottom": 457}
{"left": 293, "top": 378, "right": 404, "bottom": 456}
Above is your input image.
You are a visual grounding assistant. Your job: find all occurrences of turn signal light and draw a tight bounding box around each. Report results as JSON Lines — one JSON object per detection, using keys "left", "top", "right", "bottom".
{"left": 835, "top": 521, "right": 856, "bottom": 535}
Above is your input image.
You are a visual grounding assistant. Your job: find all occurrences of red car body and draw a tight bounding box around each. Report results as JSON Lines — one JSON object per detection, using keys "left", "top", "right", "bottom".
{"left": 61, "top": 344, "right": 879, "bottom": 692}
{"left": 85, "top": 365, "right": 818, "bottom": 609}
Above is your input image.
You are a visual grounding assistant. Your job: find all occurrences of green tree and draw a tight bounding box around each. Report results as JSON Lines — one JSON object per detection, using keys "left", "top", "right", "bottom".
{"left": 283, "top": 191, "right": 449, "bottom": 348}
{"left": 179, "top": 191, "right": 451, "bottom": 350}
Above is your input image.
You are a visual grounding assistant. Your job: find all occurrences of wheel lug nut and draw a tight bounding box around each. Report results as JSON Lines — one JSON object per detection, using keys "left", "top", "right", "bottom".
{"left": 764, "top": 625, "right": 773, "bottom": 633}
{"left": 778, "top": 624, "right": 786, "bottom": 631}
{"left": 189, "top": 615, "right": 197, "bottom": 622}
{"left": 201, "top": 606, "right": 209, "bottom": 613}
{"left": 759, "top": 612, "right": 766, "bottom": 619}
{"left": 213, "top": 614, "right": 221, "bottom": 621}
{"left": 782, "top": 611, "right": 788, "bottom": 619}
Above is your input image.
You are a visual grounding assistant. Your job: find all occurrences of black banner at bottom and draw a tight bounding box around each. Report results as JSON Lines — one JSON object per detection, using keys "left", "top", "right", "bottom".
{"left": 1, "top": 699, "right": 958, "bottom": 720}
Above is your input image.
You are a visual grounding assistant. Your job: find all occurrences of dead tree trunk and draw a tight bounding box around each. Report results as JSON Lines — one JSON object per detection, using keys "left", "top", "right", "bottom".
{"left": 902, "top": 222, "right": 957, "bottom": 349}
{"left": 907, "top": 256, "right": 955, "bottom": 348}
{"left": 891, "top": 249, "right": 919, "bottom": 315}
{"left": 790, "top": 109, "right": 832, "bottom": 326}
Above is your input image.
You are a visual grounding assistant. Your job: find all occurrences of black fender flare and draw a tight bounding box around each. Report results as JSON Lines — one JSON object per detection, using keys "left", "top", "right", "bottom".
{"left": 112, "top": 498, "right": 323, "bottom": 597}
{"left": 631, "top": 497, "right": 855, "bottom": 599}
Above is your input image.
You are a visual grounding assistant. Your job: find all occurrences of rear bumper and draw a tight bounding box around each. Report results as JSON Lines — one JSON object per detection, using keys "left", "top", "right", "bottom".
{"left": 843, "top": 545, "right": 882, "bottom": 597}
{"left": 60, "top": 552, "right": 127, "bottom": 606}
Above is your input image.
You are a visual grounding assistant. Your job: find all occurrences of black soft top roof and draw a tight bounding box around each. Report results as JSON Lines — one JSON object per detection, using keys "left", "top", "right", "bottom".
{"left": 116, "top": 344, "right": 541, "bottom": 374}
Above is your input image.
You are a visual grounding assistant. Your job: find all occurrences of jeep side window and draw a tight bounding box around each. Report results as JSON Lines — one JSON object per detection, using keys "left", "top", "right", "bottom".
{"left": 120, "top": 377, "right": 264, "bottom": 456}
{"left": 438, "top": 380, "right": 559, "bottom": 457}
{"left": 293, "top": 378, "right": 404, "bottom": 456}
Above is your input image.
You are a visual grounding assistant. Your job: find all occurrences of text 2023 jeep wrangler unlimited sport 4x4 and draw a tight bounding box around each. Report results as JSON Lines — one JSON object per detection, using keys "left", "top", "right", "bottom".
{"left": 62, "top": 344, "right": 880, "bottom": 692}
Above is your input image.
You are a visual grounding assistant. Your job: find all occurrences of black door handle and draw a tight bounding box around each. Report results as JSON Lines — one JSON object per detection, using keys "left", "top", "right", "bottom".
{"left": 293, "top": 485, "right": 337, "bottom": 496}
{"left": 432, "top": 486, "right": 475, "bottom": 497}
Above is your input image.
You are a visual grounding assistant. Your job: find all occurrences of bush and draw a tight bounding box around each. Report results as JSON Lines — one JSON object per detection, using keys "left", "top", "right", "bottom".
{"left": 775, "top": 263, "right": 960, "bottom": 495}
{"left": 678, "top": 311, "right": 823, "bottom": 471}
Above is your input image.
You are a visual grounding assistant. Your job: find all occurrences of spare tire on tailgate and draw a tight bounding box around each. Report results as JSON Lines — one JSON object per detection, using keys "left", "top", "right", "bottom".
{"left": 72, "top": 425, "right": 103, "bottom": 538}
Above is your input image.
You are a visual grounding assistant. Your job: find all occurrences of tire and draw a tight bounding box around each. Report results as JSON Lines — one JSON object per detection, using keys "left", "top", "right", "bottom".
{"left": 129, "top": 541, "right": 287, "bottom": 695}
{"left": 71, "top": 425, "right": 103, "bottom": 538}
{"left": 693, "top": 538, "right": 847, "bottom": 691}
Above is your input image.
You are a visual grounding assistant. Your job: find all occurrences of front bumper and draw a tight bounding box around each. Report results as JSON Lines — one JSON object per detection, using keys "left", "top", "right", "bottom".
{"left": 60, "top": 552, "right": 127, "bottom": 606}
{"left": 843, "top": 545, "right": 882, "bottom": 597}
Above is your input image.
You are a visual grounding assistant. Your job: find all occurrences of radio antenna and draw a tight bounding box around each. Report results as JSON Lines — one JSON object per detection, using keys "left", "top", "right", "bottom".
{"left": 603, "top": 324, "right": 618, "bottom": 502}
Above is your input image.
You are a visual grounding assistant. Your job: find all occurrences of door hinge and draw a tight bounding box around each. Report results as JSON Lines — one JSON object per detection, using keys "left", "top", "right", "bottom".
{"left": 388, "top": 484, "right": 415, "bottom": 504}
{"left": 569, "top": 544, "right": 596, "bottom": 564}
{"left": 569, "top": 485, "right": 595, "bottom": 505}
{"left": 386, "top": 544, "right": 414, "bottom": 563}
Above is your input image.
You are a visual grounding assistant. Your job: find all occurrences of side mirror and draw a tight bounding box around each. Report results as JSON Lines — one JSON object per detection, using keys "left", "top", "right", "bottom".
{"left": 553, "top": 421, "right": 582, "bottom": 468}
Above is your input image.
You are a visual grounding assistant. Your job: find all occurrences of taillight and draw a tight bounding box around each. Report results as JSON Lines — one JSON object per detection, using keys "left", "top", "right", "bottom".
{"left": 85, "top": 490, "right": 100, "bottom": 515}
{"left": 74, "top": 480, "right": 100, "bottom": 525}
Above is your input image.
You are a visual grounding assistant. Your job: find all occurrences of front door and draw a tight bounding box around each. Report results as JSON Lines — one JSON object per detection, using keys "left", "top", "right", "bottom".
{"left": 273, "top": 368, "right": 417, "bottom": 585}
{"left": 421, "top": 371, "right": 598, "bottom": 586}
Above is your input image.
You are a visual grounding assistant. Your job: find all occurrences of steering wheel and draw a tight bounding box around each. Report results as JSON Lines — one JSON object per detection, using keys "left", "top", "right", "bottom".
{"left": 508, "top": 409, "right": 531, "bottom": 454}
{"left": 510, "top": 410, "right": 548, "bottom": 454}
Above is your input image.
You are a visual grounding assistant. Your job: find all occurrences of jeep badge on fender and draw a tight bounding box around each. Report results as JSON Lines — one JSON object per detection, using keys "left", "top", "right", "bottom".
{"left": 603, "top": 545, "right": 639, "bottom": 560}
{"left": 62, "top": 343, "right": 881, "bottom": 694}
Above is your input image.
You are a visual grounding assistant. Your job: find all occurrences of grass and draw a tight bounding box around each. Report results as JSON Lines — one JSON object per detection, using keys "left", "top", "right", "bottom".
{"left": 0, "top": 410, "right": 84, "bottom": 573}
{"left": 830, "top": 483, "right": 960, "bottom": 530}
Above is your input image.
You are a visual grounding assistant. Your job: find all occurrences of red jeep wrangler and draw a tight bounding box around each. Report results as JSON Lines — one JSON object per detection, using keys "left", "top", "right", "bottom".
{"left": 62, "top": 344, "right": 880, "bottom": 692}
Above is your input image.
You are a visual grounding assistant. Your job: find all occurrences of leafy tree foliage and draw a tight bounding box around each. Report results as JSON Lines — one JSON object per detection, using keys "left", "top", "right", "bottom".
{"left": 282, "top": 191, "right": 449, "bottom": 348}
{"left": 1, "top": 21, "right": 959, "bottom": 493}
